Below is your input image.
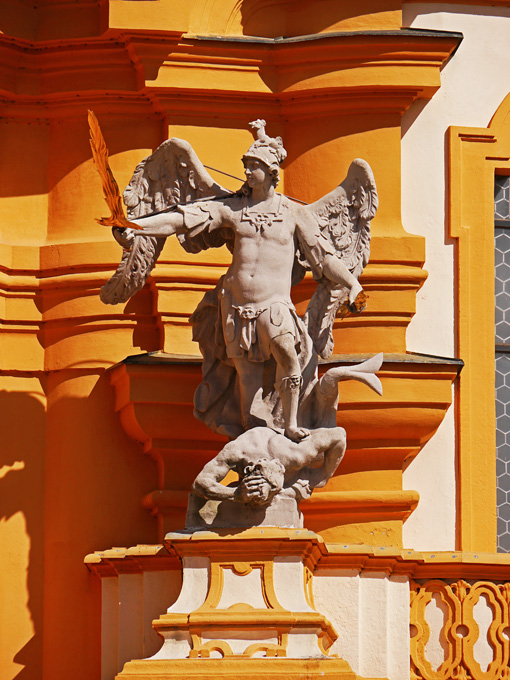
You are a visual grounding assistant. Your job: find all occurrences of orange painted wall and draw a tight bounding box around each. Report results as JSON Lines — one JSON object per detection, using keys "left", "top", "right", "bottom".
{"left": 0, "top": 1, "right": 460, "bottom": 678}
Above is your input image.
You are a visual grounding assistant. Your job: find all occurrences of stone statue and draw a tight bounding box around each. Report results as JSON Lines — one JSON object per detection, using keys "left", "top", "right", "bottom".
{"left": 90, "top": 113, "right": 382, "bottom": 526}
{"left": 186, "top": 355, "right": 382, "bottom": 528}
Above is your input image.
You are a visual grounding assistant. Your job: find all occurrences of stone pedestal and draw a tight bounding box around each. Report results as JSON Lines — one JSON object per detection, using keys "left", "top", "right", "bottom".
{"left": 185, "top": 493, "right": 303, "bottom": 530}
{"left": 116, "top": 529, "right": 357, "bottom": 679}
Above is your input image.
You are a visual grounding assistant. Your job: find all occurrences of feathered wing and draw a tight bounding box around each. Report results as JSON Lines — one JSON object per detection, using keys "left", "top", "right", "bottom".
{"left": 302, "top": 158, "right": 378, "bottom": 358}
{"left": 100, "top": 137, "right": 227, "bottom": 305}
{"left": 99, "top": 236, "right": 166, "bottom": 305}
{"left": 122, "top": 137, "right": 226, "bottom": 218}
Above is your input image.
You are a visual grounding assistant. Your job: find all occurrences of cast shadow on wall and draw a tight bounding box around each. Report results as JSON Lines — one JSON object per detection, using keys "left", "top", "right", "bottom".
{"left": 0, "top": 0, "right": 108, "bottom": 41}
{"left": 235, "top": 0, "right": 401, "bottom": 38}
{"left": 0, "top": 374, "right": 160, "bottom": 680}
{"left": 0, "top": 391, "right": 45, "bottom": 680}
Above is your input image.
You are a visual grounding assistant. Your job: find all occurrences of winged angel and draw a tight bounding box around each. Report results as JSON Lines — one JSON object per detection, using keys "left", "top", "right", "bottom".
{"left": 91, "top": 114, "right": 379, "bottom": 443}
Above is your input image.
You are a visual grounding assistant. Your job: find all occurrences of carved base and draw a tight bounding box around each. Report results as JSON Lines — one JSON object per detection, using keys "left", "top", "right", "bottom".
{"left": 151, "top": 529, "right": 336, "bottom": 660}
{"left": 116, "top": 657, "right": 358, "bottom": 679}
{"left": 185, "top": 493, "right": 303, "bottom": 529}
{"left": 114, "top": 529, "right": 359, "bottom": 678}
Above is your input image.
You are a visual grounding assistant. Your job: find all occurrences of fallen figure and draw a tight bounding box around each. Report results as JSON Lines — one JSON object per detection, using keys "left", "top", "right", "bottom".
{"left": 187, "top": 353, "right": 383, "bottom": 528}
{"left": 192, "top": 425, "right": 348, "bottom": 507}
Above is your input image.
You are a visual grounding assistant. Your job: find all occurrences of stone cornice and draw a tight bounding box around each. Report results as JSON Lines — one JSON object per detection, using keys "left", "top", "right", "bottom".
{"left": 405, "top": 0, "right": 510, "bottom": 5}
{"left": 85, "top": 534, "right": 510, "bottom": 581}
{"left": 0, "top": 28, "right": 461, "bottom": 118}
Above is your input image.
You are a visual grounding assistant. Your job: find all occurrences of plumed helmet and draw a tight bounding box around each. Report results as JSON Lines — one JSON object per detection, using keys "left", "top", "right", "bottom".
{"left": 242, "top": 119, "right": 287, "bottom": 172}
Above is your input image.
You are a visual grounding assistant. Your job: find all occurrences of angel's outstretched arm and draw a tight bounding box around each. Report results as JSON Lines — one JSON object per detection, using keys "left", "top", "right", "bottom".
{"left": 117, "top": 199, "right": 232, "bottom": 248}
{"left": 127, "top": 210, "right": 185, "bottom": 238}
{"left": 111, "top": 211, "right": 184, "bottom": 249}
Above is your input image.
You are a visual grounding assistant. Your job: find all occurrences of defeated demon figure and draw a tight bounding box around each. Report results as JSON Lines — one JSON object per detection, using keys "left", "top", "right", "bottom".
{"left": 190, "top": 354, "right": 383, "bottom": 513}
{"left": 192, "top": 427, "right": 347, "bottom": 507}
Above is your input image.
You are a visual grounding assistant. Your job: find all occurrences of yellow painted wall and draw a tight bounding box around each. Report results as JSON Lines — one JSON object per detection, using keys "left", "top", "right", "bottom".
{"left": 0, "top": 1, "right": 465, "bottom": 678}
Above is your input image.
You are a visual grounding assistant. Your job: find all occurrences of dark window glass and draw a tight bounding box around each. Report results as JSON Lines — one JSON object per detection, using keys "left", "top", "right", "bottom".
{"left": 495, "top": 175, "right": 510, "bottom": 552}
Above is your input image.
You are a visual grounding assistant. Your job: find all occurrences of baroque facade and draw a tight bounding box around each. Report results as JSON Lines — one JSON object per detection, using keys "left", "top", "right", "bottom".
{"left": 1, "top": 1, "right": 510, "bottom": 679}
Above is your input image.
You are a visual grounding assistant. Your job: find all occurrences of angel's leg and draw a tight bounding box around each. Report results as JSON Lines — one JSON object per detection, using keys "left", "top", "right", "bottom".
{"left": 271, "top": 333, "right": 309, "bottom": 442}
{"left": 233, "top": 358, "right": 264, "bottom": 430}
{"left": 322, "top": 254, "right": 364, "bottom": 307}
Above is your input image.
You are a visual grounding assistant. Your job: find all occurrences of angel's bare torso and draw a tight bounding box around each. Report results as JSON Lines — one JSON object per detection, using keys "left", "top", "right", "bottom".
{"left": 204, "top": 194, "right": 303, "bottom": 307}
{"left": 127, "top": 193, "right": 356, "bottom": 309}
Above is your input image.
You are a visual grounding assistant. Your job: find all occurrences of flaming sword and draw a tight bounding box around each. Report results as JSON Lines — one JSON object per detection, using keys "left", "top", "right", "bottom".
{"left": 87, "top": 110, "right": 142, "bottom": 230}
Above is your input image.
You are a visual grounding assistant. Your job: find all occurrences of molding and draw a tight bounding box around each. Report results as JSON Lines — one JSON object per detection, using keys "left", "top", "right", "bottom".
{"left": 0, "top": 91, "right": 165, "bottom": 121}
{"left": 188, "top": 28, "right": 463, "bottom": 44}
{"left": 0, "top": 33, "right": 144, "bottom": 94}
{"left": 447, "top": 92, "right": 510, "bottom": 551}
{"left": 303, "top": 489, "right": 420, "bottom": 521}
{"left": 85, "top": 534, "right": 510, "bottom": 579}
{"left": 142, "top": 488, "right": 421, "bottom": 526}
{"left": 134, "top": 30, "right": 461, "bottom": 115}
{"left": 0, "top": 29, "right": 460, "bottom": 120}
{"left": 84, "top": 543, "right": 179, "bottom": 577}
{"left": 405, "top": 0, "right": 510, "bottom": 4}
{"left": 116, "top": 658, "right": 359, "bottom": 679}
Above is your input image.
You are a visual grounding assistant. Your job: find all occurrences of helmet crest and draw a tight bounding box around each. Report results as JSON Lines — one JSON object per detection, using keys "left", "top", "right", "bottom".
{"left": 242, "top": 119, "right": 287, "bottom": 172}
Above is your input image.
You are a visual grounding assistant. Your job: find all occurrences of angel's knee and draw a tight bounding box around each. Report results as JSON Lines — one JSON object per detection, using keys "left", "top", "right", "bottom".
{"left": 270, "top": 333, "right": 299, "bottom": 377}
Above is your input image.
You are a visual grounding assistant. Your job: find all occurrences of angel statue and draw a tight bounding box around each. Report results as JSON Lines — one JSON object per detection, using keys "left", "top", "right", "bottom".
{"left": 90, "top": 114, "right": 379, "bottom": 450}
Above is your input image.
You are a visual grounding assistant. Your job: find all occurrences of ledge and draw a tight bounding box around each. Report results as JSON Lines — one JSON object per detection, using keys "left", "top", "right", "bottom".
{"left": 85, "top": 533, "right": 510, "bottom": 581}
{"left": 120, "top": 350, "right": 464, "bottom": 368}
{"left": 188, "top": 28, "right": 464, "bottom": 45}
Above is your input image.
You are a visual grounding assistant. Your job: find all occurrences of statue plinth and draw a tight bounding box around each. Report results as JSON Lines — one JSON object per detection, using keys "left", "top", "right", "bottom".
{"left": 185, "top": 493, "right": 303, "bottom": 529}
{"left": 115, "top": 529, "right": 356, "bottom": 679}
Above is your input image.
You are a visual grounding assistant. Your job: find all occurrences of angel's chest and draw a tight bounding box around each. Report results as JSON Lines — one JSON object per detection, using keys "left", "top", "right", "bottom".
{"left": 234, "top": 210, "right": 294, "bottom": 245}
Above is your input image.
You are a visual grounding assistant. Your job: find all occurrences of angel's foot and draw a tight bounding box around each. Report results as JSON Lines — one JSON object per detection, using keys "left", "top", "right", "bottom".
{"left": 285, "top": 425, "right": 310, "bottom": 442}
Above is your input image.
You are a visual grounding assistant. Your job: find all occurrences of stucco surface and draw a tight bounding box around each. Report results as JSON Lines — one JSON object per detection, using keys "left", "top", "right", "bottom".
{"left": 402, "top": 4, "right": 510, "bottom": 549}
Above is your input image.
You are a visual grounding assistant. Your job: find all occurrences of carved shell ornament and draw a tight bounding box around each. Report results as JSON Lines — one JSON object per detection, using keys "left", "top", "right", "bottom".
{"left": 88, "top": 112, "right": 378, "bottom": 357}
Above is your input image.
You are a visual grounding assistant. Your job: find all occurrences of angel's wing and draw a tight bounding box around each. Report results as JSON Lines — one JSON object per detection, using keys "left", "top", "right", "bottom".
{"left": 100, "top": 138, "right": 227, "bottom": 305}
{"left": 302, "top": 158, "right": 378, "bottom": 358}
{"left": 122, "top": 138, "right": 226, "bottom": 218}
